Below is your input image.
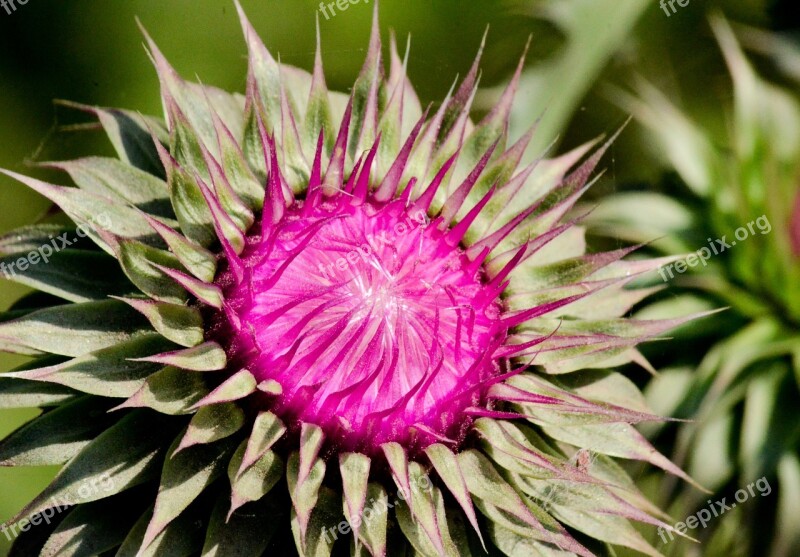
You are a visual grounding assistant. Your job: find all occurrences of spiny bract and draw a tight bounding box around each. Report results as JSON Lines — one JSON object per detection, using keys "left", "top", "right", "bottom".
{"left": 0, "top": 3, "right": 696, "bottom": 556}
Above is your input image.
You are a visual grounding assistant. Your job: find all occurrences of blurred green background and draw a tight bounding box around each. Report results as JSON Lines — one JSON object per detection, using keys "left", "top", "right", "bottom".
{"left": 0, "top": 0, "right": 796, "bottom": 555}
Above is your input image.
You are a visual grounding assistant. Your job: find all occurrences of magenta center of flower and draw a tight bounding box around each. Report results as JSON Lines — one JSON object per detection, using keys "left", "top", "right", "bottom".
{"left": 215, "top": 196, "right": 505, "bottom": 453}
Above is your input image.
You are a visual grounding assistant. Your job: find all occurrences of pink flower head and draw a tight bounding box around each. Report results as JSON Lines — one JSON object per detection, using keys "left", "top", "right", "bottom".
{"left": 214, "top": 188, "right": 506, "bottom": 454}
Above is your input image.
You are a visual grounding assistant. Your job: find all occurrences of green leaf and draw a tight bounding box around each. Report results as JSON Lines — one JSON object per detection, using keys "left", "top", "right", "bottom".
{"left": 0, "top": 299, "right": 152, "bottom": 357}
{"left": 0, "top": 169, "right": 164, "bottom": 255}
{"left": 176, "top": 402, "right": 245, "bottom": 452}
{"left": 740, "top": 363, "right": 795, "bottom": 481}
{"left": 115, "top": 297, "right": 204, "bottom": 348}
{"left": 91, "top": 107, "right": 167, "bottom": 177}
{"left": 142, "top": 432, "right": 237, "bottom": 548}
{"left": 0, "top": 376, "right": 76, "bottom": 409}
{"left": 357, "top": 483, "right": 389, "bottom": 557}
{"left": 133, "top": 341, "right": 227, "bottom": 371}
{"left": 118, "top": 240, "right": 189, "bottom": 304}
{"left": 290, "top": 485, "right": 341, "bottom": 557}
{"left": 227, "top": 440, "right": 284, "bottom": 515}
{"left": 8, "top": 410, "right": 178, "bottom": 522}
{"left": 339, "top": 452, "right": 370, "bottom": 546}
{"left": 118, "top": 502, "right": 206, "bottom": 557}
{"left": 117, "top": 365, "right": 209, "bottom": 415}
{"left": 46, "top": 157, "right": 172, "bottom": 218}
{"left": 6, "top": 333, "right": 174, "bottom": 398}
{"left": 505, "top": 0, "right": 650, "bottom": 155}
{"left": 201, "top": 494, "right": 283, "bottom": 557}
{"left": 287, "top": 449, "right": 326, "bottom": 542}
{"left": 774, "top": 453, "right": 800, "bottom": 556}
{"left": 0, "top": 396, "right": 116, "bottom": 466}
{"left": 0, "top": 225, "right": 77, "bottom": 255}
{"left": 39, "top": 493, "right": 143, "bottom": 557}
{"left": 0, "top": 249, "right": 135, "bottom": 303}
{"left": 237, "top": 411, "right": 286, "bottom": 478}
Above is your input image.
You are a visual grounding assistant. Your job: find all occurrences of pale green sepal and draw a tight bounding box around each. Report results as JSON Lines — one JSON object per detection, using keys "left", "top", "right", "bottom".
{"left": 380, "top": 441, "right": 413, "bottom": 515}
{"left": 0, "top": 299, "right": 151, "bottom": 357}
{"left": 114, "top": 296, "right": 205, "bottom": 348}
{"left": 356, "top": 483, "right": 389, "bottom": 557}
{"left": 0, "top": 377, "right": 76, "bottom": 409}
{"left": 227, "top": 439, "right": 284, "bottom": 517}
{"left": 140, "top": 432, "right": 237, "bottom": 550}
{"left": 0, "top": 168, "right": 163, "bottom": 256}
{"left": 3, "top": 410, "right": 179, "bottom": 526}
{"left": 201, "top": 494, "right": 282, "bottom": 557}
{"left": 425, "top": 444, "right": 485, "bottom": 549}
{"left": 114, "top": 365, "right": 209, "bottom": 415}
{"left": 395, "top": 478, "right": 463, "bottom": 557}
{"left": 487, "top": 523, "right": 574, "bottom": 557}
{"left": 118, "top": 239, "right": 189, "bottom": 304}
{"left": 290, "top": 485, "right": 340, "bottom": 557}
{"left": 287, "top": 449, "right": 326, "bottom": 542}
{"left": 118, "top": 503, "right": 205, "bottom": 557}
{"left": 512, "top": 473, "right": 666, "bottom": 557}
{"left": 0, "top": 395, "right": 114, "bottom": 466}
{"left": 536, "top": 420, "right": 702, "bottom": 490}
{"left": 83, "top": 105, "right": 167, "bottom": 176}
{"left": 4, "top": 333, "right": 174, "bottom": 398}
{"left": 457, "top": 449, "right": 593, "bottom": 557}
{"left": 237, "top": 410, "right": 287, "bottom": 479}
{"left": 0, "top": 224, "right": 72, "bottom": 254}
{"left": 141, "top": 211, "right": 217, "bottom": 282}
{"left": 339, "top": 452, "right": 371, "bottom": 547}
{"left": 303, "top": 24, "right": 334, "bottom": 160}
{"left": 132, "top": 341, "right": 227, "bottom": 371}
{"left": 153, "top": 139, "right": 217, "bottom": 248}
{"left": 45, "top": 156, "right": 172, "bottom": 218}
{"left": 190, "top": 369, "right": 257, "bottom": 409}
{"left": 39, "top": 495, "right": 142, "bottom": 557}
{"left": 0, "top": 250, "right": 134, "bottom": 303}
{"left": 176, "top": 403, "right": 245, "bottom": 453}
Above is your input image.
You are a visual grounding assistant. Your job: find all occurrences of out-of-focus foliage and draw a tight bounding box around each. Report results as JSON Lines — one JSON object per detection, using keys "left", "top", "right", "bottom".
{"left": 586, "top": 15, "right": 800, "bottom": 557}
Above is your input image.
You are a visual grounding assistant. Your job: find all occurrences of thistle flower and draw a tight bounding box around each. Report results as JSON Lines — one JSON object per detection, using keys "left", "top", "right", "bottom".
{"left": 0, "top": 4, "right": 695, "bottom": 556}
